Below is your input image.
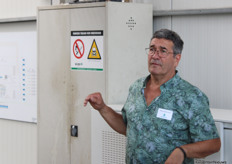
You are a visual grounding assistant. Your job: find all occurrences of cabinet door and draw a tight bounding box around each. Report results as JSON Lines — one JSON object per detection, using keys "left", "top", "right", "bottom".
{"left": 70, "top": 6, "right": 106, "bottom": 164}
{"left": 38, "top": 8, "right": 71, "bottom": 164}
{"left": 224, "top": 129, "right": 232, "bottom": 163}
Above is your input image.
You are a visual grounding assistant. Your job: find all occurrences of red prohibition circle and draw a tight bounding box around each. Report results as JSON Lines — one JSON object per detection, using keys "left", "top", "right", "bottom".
{"left": 73, "top": 39, "right": 85, "bottom": 59}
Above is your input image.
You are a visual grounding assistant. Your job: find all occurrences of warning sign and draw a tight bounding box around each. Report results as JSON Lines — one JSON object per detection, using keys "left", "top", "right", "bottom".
{"left": 70, "top": 31, "right": 103, "bottom": 71}
{"left": 73, "top": 39, "right": 85, "bottom": 59}
{"left": 88, "top": 39, "right": 101, "bottom": 59}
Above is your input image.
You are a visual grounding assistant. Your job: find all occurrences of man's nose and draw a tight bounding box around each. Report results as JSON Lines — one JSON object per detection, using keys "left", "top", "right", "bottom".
{"left": 151, "top": 50, "right": 160, "bottom": 58}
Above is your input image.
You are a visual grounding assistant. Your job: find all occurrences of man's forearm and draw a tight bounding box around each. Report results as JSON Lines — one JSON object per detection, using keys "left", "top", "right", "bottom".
{"left": 165, "top": 138, "right": 221, "bottom": 164}
{"left": 181, "top": 138, "right": 221, "bottom": 158}
{"left": 99, "top": 106, "right": 127, "bottom": 135}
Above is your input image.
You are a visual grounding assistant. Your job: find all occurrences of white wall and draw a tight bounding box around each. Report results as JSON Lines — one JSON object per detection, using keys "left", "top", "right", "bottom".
{"left": 0, "top": 119, "right": 37, "bottom": 164}
{"left": 0, "top": 0, "right": 50, "bottom": 21}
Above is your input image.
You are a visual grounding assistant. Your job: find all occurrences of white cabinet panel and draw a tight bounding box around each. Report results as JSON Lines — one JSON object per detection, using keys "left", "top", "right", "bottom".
{"left": 224, "top": 129, "right": 232, "bottom": 163}
{"left": 38, "top": 2, "right": 152, "bottom": 164}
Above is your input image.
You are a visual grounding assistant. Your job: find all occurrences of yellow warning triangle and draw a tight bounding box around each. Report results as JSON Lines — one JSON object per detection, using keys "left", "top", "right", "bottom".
{"left": 88, "top": 39, "right": 101, "bottom": 59}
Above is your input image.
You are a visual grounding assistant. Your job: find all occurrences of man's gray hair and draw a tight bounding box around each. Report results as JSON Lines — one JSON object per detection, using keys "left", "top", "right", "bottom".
{"left": 152, "top": 29, "right": 184, "bottom": 56}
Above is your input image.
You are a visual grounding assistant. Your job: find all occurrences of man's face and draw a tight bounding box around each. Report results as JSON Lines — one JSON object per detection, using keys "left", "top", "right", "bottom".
{"left": 148, "top": 38, "right": 181, "bottom": 77}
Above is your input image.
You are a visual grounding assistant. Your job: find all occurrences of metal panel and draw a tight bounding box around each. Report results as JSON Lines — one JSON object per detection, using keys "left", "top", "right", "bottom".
{"left": 153, "top": 16, "right": 172, "bottom": 31}
{"left": 171, "top": 14, "right": 232, "bottom": 109}
{"left": 91, "top": 105, "right": 126, "bottom": 164}
{"left": 132, "top": 0, "right": 171, "bottom": 10}
{"left": 70, "top": 6, "right": 106, "bottom": 164}
{"left": 173, "top": 0, "right": 232, "bottom": 10}
{"left": 224, "top": 129, "right": 232, "bottom": 163}
{"left": 38, "top": 8, "right": 71, "bottom": 164}
{"left": 132, "top": 0, "right": 232, "bottom": 12}
{"left": 106, "top": 2, "right": 152, "bottom": 104}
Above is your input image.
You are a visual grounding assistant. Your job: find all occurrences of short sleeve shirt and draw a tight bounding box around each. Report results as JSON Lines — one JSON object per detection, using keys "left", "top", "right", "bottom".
{"left": 122, "top": 73, "right": 219, "bottom": 164}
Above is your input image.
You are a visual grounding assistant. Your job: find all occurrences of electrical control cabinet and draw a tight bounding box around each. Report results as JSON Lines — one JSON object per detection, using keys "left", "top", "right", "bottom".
{"left": 37, "top": 2, "right": 152, "bottom": 164}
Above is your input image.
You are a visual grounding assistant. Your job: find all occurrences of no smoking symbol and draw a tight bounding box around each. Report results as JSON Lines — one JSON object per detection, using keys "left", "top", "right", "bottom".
{"left": 73, "top": 39, "right": 85, "bottom": 59}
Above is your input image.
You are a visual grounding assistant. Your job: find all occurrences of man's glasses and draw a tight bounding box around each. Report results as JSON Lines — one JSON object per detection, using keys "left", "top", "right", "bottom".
{"left": 145, "top": 47, "right": 174, "bottom": 58}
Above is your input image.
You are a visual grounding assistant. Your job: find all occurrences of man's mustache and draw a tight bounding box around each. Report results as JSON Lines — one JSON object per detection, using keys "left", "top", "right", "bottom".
{"left": 150, "top": 59, "right": 162, "bottom": 66}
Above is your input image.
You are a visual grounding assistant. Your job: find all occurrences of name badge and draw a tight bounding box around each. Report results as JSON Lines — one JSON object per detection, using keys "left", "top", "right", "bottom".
{"left": 157, "top": 108, "right": 173, "bottom": 121}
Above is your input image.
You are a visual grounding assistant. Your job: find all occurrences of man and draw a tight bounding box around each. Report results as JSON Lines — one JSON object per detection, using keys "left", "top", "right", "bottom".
{"left": 84, "top": 29, "right": 221, "bottom": 164}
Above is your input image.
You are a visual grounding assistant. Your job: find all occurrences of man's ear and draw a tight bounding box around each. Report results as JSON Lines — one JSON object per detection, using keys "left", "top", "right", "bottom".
{"left": 174, "top": 54, "right": 181, "bottom": 67}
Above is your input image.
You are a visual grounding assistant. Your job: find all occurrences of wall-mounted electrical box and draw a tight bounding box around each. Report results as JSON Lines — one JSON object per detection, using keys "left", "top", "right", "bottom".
{"left": 38, "top": 2, "right": 152, "bottom": 164}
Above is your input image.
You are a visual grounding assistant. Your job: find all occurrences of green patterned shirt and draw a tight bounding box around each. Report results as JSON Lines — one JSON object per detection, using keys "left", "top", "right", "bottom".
{"left": 122, "top": 72, "right": 219, "bottom": 164}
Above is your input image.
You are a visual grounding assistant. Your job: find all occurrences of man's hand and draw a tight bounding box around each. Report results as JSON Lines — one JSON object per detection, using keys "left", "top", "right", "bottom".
{"left": 84, "top": 92, "right": 127, "bottom": 135}
{"left": 165, "top": 147, "right": 185, "bottom": 164}
{"left": 84, "top": 92, "right": 106, "bottom": 111}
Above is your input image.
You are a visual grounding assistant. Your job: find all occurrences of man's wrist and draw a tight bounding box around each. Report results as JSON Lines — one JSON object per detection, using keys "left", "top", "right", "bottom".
{"left": 176, "top": 146, "right": 187, "bottom": 159}
{"left": 98, "top": 104, "right": 108, "bottom": 113}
